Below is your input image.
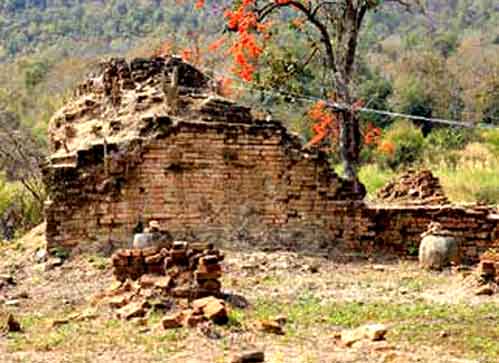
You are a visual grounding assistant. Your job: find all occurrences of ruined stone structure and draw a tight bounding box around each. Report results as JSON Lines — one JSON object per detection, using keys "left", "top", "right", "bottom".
{"left": 43, "top": 56, "right": 499, "bottom": 261}
{"left": 43, "top": 56, "right": 364, "bottom": 253}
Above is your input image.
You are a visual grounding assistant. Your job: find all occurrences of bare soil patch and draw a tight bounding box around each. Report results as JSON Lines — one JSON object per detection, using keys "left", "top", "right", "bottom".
{"left": 1, "top": 235, "right": 497, "bottom": 363}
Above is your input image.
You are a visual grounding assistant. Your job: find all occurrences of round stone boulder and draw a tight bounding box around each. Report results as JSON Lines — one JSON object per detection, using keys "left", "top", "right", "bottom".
{"left": 419, "top": 235, "right": 459, "bottom": 270}
{"left": 132, "top": 233, "right": 154, "bottom": 249}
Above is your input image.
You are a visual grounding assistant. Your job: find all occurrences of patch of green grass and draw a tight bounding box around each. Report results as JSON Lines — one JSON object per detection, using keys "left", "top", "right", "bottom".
{"left": 260, "top": 274, "right": 284, "bottom": 287}
{"left": 227, "top": 308, "right": 246, "bottom": 328}
{"left": 86, "top": 254, "right": 110, "bottom": 271}
{"left": 49, "top": 246, "right": 70, "bottom": 260}
{"left": 358, "top": 163, "right": 396, "bottom": 197}
{"left": 6, "top": 311, "right": 189, "bottom": 357}
{"left": 481, "top": 129, "right": 499, "bottom": 154}
{"left": 435, "top": 164, "right": 499, "bottom": 204}
{"left": 252, "top": 292, "right": 499, "bottom": 360}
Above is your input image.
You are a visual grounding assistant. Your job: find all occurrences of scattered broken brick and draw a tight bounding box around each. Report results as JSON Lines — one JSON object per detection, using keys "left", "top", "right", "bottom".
{"left": 116, "top": 300, "right": 150, "bottom": 320}
{"left": 192, "top": 296, "right": 228, "bottom": 325}
{"left": 105, "top": 241, "right": 229, "bottom": 331}
{"left": 231, "top": 351, "right": 265, "bottom": 363}
{"left": 107, "top": 292, "right": 135, "bottom": 309}
{"left": 341, "top": 324, "right": 388, "bottom": 347}
{"left": 111, "top": 242, "right": 224, "bottom": 299}
{"left": 162, "top": 313, "right": 183, "bottom": 330}
{"left": 475, "top": 285, "right": 494, "bottom": 296}
{"left": 478, "top": 260, "right": 496, "bottom": 281}
{"left": 258, "top": 319, "right": 285, "bottom": 335}
{"left": 182, "top": 310, "right": 207, "bottom": 328}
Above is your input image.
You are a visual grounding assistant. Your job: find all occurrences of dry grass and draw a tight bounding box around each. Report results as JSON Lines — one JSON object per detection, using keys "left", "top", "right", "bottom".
{"left": 1, "top": 235, "right": 498, "bottom": 363}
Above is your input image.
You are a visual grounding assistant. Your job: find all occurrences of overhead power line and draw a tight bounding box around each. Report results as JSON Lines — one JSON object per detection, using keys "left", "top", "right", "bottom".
{"left": 200, "top": 66, "right": 499, "bottom": 130}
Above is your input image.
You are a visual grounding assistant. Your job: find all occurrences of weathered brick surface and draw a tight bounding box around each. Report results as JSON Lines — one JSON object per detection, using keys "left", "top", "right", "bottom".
{"left": 111, "top": 241, "right": 224, "bottom": 298}
{"left": 354, "top": 205, "right": 499, "bottom": 262}
{"left": 377, "top": 169, "right": 448, "bottom": 205}
{"left": 43, "top": 57, "right": 361, "bottom": 253}
{"left": 42, "top": 56, "right": 499, "bottom": 261}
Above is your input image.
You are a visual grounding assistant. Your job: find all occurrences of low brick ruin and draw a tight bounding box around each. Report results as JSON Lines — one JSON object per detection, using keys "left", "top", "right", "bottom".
{"left": 42, "top": 56, "right": 499, "bottom": 262}
{"left": 358, "top": 205, "right": 499, "bottom": 261}
{"left": 377, "top": 169, "right": 449, "bottom": 205}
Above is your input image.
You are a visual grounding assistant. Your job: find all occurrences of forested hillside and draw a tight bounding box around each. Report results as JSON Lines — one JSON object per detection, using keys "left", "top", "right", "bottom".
{"left": 0, "top": 1, "right": 497, "bottom": 60}
{"left": 0, "top": 0, "right": 498, "bottom": 236}
{"left": 0, "top": 0, "right": 227, "bottom": 60}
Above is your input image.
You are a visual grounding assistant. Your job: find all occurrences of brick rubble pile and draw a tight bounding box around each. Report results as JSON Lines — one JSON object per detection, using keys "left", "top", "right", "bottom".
{"left": 111, "top": 241, "right": 223, "bottom": 298}
{"left": 104, "top": 241, "right": 228, "bottom": 329}
{"left": 377, "top": 169, "right": 449, "bottom": 205}
{"left": 478, "top": 251, "right": 499, "bottom": 284}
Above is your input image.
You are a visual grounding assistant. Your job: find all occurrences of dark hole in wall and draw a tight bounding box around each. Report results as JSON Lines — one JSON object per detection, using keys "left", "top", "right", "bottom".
{"left": 110, "top": 120, "right": 122, "bottom": 134}
{"left": 77, "top": 143, "right": 119, "bottom": 168}
{"left": 139, "top": 116, "right": 172, "bottom": 137}
{"left": 222, "top": 148, "right": 238, "bottom": 162}
{"left": 54, "top": 140, "right": 62, "bottom": 151}
{"left": 164, "top": 163, "right": 184, "bottom": 173}
{"left": 114, "top": 177, "right": 126, "bottom": 192}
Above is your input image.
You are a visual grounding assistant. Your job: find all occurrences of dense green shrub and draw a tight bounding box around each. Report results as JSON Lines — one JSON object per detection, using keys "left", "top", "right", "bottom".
{"left": 481, "top": 129, "right": 499, "bottom": 154}
{"left": 357, "top": 71, "right": 393, "bottom": 128}
{"left": 423, "top": 128, "right": 478, "bottom": 166}
{"left": 0, "top": 174, "right": 43, "bottom": 239}
{"left": 358, "top": 163, "right": 395, "bottom": 197}
{"left": 375, "top": 119, "right": 424, "bottom": 170}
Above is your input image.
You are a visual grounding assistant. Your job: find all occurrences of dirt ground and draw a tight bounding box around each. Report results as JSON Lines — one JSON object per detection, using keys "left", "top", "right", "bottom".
{"left": 1, "top": 226, "right": 498, "bottom": 363}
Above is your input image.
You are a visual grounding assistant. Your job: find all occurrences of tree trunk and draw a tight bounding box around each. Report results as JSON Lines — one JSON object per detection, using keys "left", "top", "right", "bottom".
{"left": 339, "top": 109, "right": 361, "bottom": 180}
{"left": 334, "top": 71, "right": 360, "bottom": 182}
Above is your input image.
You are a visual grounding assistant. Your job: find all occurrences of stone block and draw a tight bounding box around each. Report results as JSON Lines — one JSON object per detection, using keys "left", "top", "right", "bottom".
{"left": 162, "top": 313, "right": 183, "bottom": 329}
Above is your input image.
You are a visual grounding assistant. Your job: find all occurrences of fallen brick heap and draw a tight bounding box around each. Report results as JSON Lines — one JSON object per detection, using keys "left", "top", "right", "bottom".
{"left": 454, "top": 251, "right": 499, "bottom": 297}
{"left": 111, "top": 241, "right": 223, "bottom": 298}
{"left": 102, "top": 241, "right": 228, "bottom": 329}
{"left": 377, "top": 169, "right": 449, "bottom": 205}
{"left": 478, "top": 251, "right": 499, "bottom": 284}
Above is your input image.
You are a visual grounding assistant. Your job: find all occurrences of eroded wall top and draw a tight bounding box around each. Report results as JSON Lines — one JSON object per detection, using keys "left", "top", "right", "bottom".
{"left": 46, "top": 56, "right": 256, "bottom": 163}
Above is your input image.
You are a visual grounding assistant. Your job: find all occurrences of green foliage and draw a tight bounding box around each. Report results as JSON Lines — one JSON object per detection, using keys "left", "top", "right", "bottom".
{"left": 391, "top": 76, "right": 432, "bottom": 118}
{"left": 358, "top": 163, "right": 395, "bottom": 196}
{"left": 376, "top": 119, "right": 424, "bottom": 170}
{"left": 0, "top": 0, "right": 229, "bottom": 61}
{"left": 432, "top": 32, "right": 459, "bottom": 58}
{"left": 21, "top": 59, "right": 51, "bottom": 90}
{"left": 49, "top": 246, "right": 70, "bottom": 260}
{"left": 481, "top": 129, "right": 499, "bottom": 153}
{"left": 357, "top": 69, "right": 393, "bottom": 128}
{"left": 423, "top": 128, "right": 478, "bottom": 166}
{"left": 433, "top": 142, "right": 499, "bottom": 204}
{"left": 0, "top": 174, "right": 43, "bottom": 237}
{"left": 0, "top": 176, "right": 22, "bottom": 217}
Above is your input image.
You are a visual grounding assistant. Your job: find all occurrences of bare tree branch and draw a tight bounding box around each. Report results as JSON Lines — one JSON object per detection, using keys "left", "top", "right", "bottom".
{"left": 256, "top": 1, "right": 338, "bottom": 74}
{"left": 0, "top": 108, "right": 46, "bottom": 205}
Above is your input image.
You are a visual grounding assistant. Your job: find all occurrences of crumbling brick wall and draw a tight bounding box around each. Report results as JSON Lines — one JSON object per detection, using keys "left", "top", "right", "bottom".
{"left": 44, "top": 120, "right": 362, "bottom": 252}
{"left": 43, "top": 57, "right": 363, "bottom": 253}
{"left": 43, "top": 56, "right": 499, "bottom": 261}
{"left": 355, "top": 206, "right": 499, "bottom": 262}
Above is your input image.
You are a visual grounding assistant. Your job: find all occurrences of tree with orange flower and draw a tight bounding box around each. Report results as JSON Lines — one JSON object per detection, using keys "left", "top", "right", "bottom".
{"left": 195, "top": 0, "right": 423, "bottom": 182}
